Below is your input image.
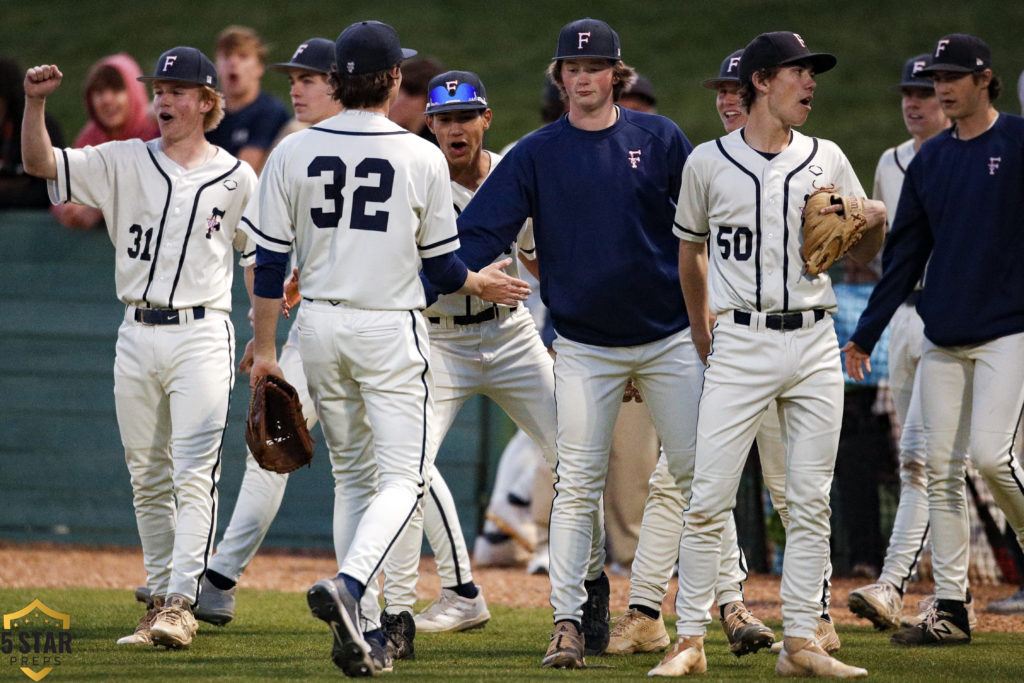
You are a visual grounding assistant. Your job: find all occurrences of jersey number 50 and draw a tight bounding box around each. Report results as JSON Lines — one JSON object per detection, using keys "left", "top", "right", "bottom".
{"left": 716, "top": 225, "right": 753, "bottom": 261}
{"left": 307, "top": 156, "right": 394, "bottom": 232}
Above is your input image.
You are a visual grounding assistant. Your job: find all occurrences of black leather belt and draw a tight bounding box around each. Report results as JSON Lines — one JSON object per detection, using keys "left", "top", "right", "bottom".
{"left": 733, "top": 309, "right": 825, "bottom": 331}
{"left": 904, "top": 291, "right": 921, "bottom": 306}
{"left": 134, "top": 306, "right": 205, "bottom": 325}
{"left": 429, "top": 304, "right": 516, "bottom": 326}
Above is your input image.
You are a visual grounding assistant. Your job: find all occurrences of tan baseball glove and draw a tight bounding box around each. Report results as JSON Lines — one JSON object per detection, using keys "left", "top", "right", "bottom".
{"left": 801, "top": 189, "right": 868, "bottom": 275}
{"left": 245, "top": 374, "right": 314, "bottom": 474}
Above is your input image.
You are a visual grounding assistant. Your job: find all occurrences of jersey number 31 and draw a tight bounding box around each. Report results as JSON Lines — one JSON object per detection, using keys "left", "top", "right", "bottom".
{"left": 307, "top": 156, "right": 394, "bottom": 232}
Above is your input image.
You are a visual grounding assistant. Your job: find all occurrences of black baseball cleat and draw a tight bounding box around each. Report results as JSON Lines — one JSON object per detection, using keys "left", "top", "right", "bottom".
{"left": 581, "top": 572, "right": 610, "bottom": 656}
{"left": 381, "top": 610, "right": 416, "bottom": 660}
{"left": 307, "top": 578, "right": 375, "bottom": 676}
{"left": 890, "top": 600, "right": 971, "bottom": 647}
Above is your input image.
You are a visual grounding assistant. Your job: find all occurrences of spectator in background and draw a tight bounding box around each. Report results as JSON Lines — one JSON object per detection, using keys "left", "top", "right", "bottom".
{"left": 0, "top": 57, "right": 64, "bottom": 209}
{"left": 51, "top": 53, "right": 159, "bottom": 229}
{"left": 618, "top": 74, "right": 656, "bottom": 113}
{"left": 387, "top": 56, "right": 444, "bottom": 144}
{"left": 207, "top": 25, "right": 289, "bottom": 174}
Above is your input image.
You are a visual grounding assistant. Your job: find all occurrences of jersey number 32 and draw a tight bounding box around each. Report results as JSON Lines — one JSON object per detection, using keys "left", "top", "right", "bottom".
{"left": 308, "top": 156, "right": 394, "bottom": 232}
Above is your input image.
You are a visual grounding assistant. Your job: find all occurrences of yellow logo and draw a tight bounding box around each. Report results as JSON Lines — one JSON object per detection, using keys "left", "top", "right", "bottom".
{"left": 3, "top": 600, "right": 72, "bottom": 681}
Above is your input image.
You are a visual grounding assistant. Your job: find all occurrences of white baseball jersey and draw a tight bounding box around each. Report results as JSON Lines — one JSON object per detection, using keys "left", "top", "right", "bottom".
{"left": 674, "top": 128, "right": 865, "bottom": 314}
{"left": 48, "top": 139, "right": 256, "bottom": 310}
{"left": 242, "top": 110, "right": 459, "bottom": 309}
{"left": 873, "top": 138, "right": 916, "bottom": 221}
{"left": 425, "top": 151, "right": 532, "bottom": 317}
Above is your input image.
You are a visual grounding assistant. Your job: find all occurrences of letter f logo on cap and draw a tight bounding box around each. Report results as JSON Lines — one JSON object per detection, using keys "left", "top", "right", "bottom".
{"left": 935, "top": 39, "right": 950, "bottom": 57}
{"left": 578, "top": 31, "right": 591, "bottom": 49}
{"left": 728, "top": 56, "right": 741, "bottom": 73}
{"left": 163, "top": 55, "right": 177, "bottom": 72}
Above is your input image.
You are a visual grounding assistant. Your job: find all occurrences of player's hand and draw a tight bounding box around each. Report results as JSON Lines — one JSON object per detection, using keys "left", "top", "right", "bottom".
{"left": 692, "top": 329, "right": 712, "bottom": 366}
{"left": 471, "top": 258, "right": 531, "bottom": 306}
{"left": 249, "top": 357, "right": 284, "bottom": 389}
{"left": 238, "top": 338, "right": 255, "bottom": 374}
{"left": 24, "top": 65, "right": 63, "bottom": 99}
{"left": 282, "top": 267, "right": 301, "bottom": 318}
{"left": 622, "top": 379, "right": 643, "bottom": 403}
{"left": 841, "top": 341, "right": 871, "bottom": 381}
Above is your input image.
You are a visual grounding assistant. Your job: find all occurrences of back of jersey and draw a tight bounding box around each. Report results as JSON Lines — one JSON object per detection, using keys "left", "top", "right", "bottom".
{"left": 252, "top": 109, "right": 458, "bottom": 310}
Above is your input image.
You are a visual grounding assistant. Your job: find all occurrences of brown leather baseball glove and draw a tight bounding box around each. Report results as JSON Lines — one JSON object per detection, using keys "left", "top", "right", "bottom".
{"left": 801, "top": 189, "right": 868, "bottom": 275}
{"left": 245, "top": 374, "right": 313, "bottom": 474}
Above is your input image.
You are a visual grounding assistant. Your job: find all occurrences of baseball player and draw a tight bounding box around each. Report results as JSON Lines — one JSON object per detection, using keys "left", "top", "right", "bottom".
{"left": 242, "top": 21, "right": 528, "bottom": 676}
{"left": 455, "top": 17, "right": 702, "bottom": 669}
{"left": 196, "top": 37, "right": 364, "bottom": 628}
{"left": 846, "top": 53, "right": 955, "bottom": 631}
{"left": 845, "top": 33, "right": 1024, "bottom": 647}
{"left": 21, "top": 46, "right": 257, "bottom": 649}
{"left": 381, "top": 69, "right": 607, "bottom": 646}
{"left": 660, "top": 32, "right": 886, "bottom": 677}
{"left": 611, "top": 48, "right": 841, "bottom": 659}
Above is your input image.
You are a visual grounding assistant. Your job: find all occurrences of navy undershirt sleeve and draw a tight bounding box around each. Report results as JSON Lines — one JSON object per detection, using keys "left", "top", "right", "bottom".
{"left": 422, "top": 251, "right": 469, "bottom": 294}
{"left": 253, "top": 246, "right": 289, "bottom": 299}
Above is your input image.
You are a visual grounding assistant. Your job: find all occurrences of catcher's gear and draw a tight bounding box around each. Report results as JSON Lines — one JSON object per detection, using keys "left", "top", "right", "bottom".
{"left": 245, "top": 374, "right": 314, "bottom": 474}
{"left": 801, "top": 188, "right": 868, "bottom": 275}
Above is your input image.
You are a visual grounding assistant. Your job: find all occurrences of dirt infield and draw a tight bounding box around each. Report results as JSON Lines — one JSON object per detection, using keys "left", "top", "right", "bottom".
{"left": 1, "top": 541, "right": 1021, "bottom": 632}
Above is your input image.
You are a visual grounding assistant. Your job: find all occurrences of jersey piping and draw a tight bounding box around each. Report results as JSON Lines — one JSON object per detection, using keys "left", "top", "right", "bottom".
{"left": 169, "top": 161, "right": 242, "bottom": 308}
{"left": 140, "top": 148, "right": 174, "bottom": 306}
{"left": 308, "top": 127, "right": 411, "bottom": 137}
{"left": 715, "top": 138, "right": 764, "bottom": 311}
{"left": 781, "top": 139, "right": 819, "bottom": 312}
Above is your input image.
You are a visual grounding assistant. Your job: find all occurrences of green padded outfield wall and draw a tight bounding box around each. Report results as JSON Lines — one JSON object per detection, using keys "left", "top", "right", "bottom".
{"left": 0, "top": 210, "right": 514, "bottom": 550}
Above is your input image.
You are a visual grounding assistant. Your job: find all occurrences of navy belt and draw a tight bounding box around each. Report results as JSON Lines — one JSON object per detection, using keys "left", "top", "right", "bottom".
{"left": 134, "top": 306, "right": 205, "bottom": 325}
{"left": 429, "top": 304, "right": 516, "bottom": 326}
{"left": 733, "top": 309, "right": 825, "bottom": 331}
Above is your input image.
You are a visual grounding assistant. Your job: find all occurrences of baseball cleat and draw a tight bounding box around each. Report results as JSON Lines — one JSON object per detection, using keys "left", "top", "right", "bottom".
{"left": 776, "top": 641, "right": 867, "bottom": 678}
{"left": 364, "top": 629, "right": 394, "bottom": 673}
{"left": 902, "top": 594, "right": 978, "bottom": 630}
{"left": 890, "top": 601, "right": 971, "bottom": 646}
{"left": 647, "top": 635, "right": 707, "bottom": 676}
{"left": 150, "top": 594, "right": 198, "bottom": 649}
{"left": 414, "top": 588, "right": 491, "bottom": 633}
{"left": 986, "top": 587, "right": 1024, "bottom": 614}
{"left": 472, "top": 532, "right": 531, "bottom": 567}
{"left": 720, "top": 601, "right": 775, "bottom": 656}
{"left": 484, "top": 495, "right": 537, "bottom": 552}
{"left": 541, "top": 620, "right": 586, "bottom": 669}
{"left": 581, "top": 572, "right": 610, "bottom": 656}
{"left": 381, "top": 610, "right": 416, "bottom": 660}
{"left": 134, "top": 585, "right": 152, "bottom": 605}
{"left": 307, "top": 577, "right": 375, "bottom": 676}
{"left": 116, "top": 596, "right": 164, "bottom": 645}
{"left": 605, "top": 608, "right": 670, "bottom": 654}
{"left": 770, "top": 616, "right": 841, "bottom": 655}
{"left": 194, "top": 575, "right": 236, "bottom": 626}
{"left": 847, "top": 581, "right": 903, "bottom": 630}
{"left": 526, "top": 543, "right": 550, "bottom": 575}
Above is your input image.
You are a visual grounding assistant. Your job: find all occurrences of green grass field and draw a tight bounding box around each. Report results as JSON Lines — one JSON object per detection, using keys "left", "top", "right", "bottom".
{"left": 2, "top": 587, "right": 1021, "bottom": 681}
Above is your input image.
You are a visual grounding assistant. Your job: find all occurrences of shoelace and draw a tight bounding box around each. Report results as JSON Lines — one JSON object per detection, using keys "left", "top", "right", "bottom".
{"left": 610, "top": 610, "right": 642, "bottom": 633}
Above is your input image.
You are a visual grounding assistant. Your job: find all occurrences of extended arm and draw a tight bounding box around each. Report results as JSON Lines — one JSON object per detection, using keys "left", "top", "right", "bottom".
{"left": 21, "top": 65, "right": 62, "bottom": 180}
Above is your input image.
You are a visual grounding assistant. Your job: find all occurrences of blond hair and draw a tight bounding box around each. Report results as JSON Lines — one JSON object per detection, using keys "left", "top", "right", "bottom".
{"left": 201, "top": 86, "right": 225, "bottom": 132}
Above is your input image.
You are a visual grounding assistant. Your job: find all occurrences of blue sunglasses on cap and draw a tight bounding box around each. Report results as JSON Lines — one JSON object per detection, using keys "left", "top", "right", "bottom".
{"left": 427, "top": 82, "right": 487, "bottom": 110}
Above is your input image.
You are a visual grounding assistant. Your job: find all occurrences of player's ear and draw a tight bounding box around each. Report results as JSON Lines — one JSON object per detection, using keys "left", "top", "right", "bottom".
{"left": 425, "top": 113, "right": 436, "bottom": 134}
{"left": 481, "top": 109, "right": 492, "bottom": 130}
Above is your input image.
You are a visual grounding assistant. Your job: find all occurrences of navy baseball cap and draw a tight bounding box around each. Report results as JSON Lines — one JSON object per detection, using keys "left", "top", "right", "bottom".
{"left": 271, "top": 38, "right": 335, "bottom": 74}
{"left": 425, "top": 70, "right": 488, "bottom": 115}
{"left": 335, "top": 20, "right": 417, "bottom": 76}
{"left": 919, "top": 33, "right": 991, "bottom": 74}
{"left": 893, "top": 54, "right": 935, "bottom": 91}
{"left": 622, "top": 74, "right": 656, "bottom": 105}
{"left": 553, "top": 18, "right": 621, "bottom": 61}
{"left": 138, "top": 46, "right": 217, "bottom": 88}
{"left": 702, "top": 49, "right": 744, "bottom": 90}
{"left": 739, "top": 31, "right": 836, "bottom": 86}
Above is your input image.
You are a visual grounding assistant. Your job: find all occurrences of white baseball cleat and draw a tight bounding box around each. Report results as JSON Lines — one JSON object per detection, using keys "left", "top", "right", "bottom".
{"left": 770, "top": 616, "right": 841, "bottom": 655}
{"left": 847, "top": 581, "right": 903, "bottom": 630}
{"left": 414, "top": 588, "right": 491, "bottom": 632}
{"left": 150, "top": 595, "right": 199, "bottom": 649}
{"left": 647, "top": 635, "right": 706, "bottom": 677}
{"left": 116, "top": 596, "right": 163, "bottom": 645}
{"left": 526, "top": 543, "right": 550, "bottom": 575}
{"left": 472, "top": 533, "right": 531, "bottom": 567}
{"left": 776, "top": 642, "right": 867, "bottom": 678}
{"left": 606, "top": 608, "right": 670, "bottom": 654}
